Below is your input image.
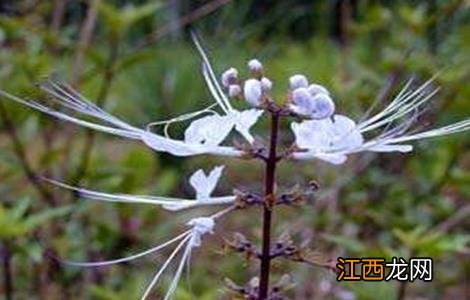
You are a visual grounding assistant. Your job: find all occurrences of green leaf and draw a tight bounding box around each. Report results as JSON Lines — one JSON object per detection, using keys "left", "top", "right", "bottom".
{"left": 23, "top": 205, "right": 74, "bottom": 232}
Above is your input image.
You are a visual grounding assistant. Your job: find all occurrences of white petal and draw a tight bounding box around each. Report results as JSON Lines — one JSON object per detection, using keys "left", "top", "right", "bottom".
{"left": 189, "top": 165, "right": 224, "bottom": 199}
{"left": 291, "top": 120, "right": 331, "bottom": 151}
{"left": 231, "top": 109, "right": 263, "bottom": 143}
{"left": 184, "top": 114, "right": 234, "bottom": 146}
{"left": 329, "top": 115, "right": 363, "bottom": 150}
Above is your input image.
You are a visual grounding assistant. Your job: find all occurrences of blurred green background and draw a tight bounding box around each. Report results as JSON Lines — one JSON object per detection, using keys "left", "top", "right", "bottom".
{"left": 0, "top": 0, "right": 469, "bottom": 299}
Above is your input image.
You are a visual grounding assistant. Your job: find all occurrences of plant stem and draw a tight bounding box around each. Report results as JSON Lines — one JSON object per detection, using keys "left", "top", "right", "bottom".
{"left": 258, "top": 113, "right": 280, "bottom": 299}
{"left": 2, "top": 242, "right": 13, "bottom": 300}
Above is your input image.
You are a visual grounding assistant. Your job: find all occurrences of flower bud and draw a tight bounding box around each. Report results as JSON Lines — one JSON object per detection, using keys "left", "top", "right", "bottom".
{"left": 248, "top": 59, "right": 263, "bottom": 73}
{"left": 289, "top": 74, "right": 308, "bottom": 90}
{"left": 228, "top": 84, "right": 241, "bottom": 98}
{"left": 310, "top": 93, "right": 335, "bottom": 119}
{"left": 308, "top": 83, "right": 329, "bottom": 96}
{"left": 260, "top": 77, "right": 272, "bottom": 92}
{"left": 221, "top": 68, "right": 238, "bottom": 87}
{"left": 290, "top": 87, "right": 313, "bottom": 116}
{"left": 243, "top": 79, "right": 263, "bottom": 107}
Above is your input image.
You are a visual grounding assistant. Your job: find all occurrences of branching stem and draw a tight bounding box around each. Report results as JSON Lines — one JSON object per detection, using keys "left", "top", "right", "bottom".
{"left": 258, "top": 112, "right": 280, "bottom": 299}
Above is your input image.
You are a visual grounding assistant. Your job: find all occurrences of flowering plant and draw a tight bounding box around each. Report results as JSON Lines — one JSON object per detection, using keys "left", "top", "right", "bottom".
{"left": 0, "top": 34, "right": 468, "bottom": 299}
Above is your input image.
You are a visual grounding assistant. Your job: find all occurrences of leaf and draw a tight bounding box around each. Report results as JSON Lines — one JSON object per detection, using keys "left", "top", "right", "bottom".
{"left": 23, "top": 205, "right": 74, "bottom": 232}
{"left": 99, "top": 1, "right": 163, "bottom": 36}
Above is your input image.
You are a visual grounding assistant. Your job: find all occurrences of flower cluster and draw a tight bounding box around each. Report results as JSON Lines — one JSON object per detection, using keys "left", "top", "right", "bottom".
{"left": 0, "top": 33, "right": 469, "bottom": 299}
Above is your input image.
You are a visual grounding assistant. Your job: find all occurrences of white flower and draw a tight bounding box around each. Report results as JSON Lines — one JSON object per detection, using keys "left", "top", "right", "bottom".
{"left": 289, "top": 74, "right": 308, "bottom": 90}
{"left": 291, "top": 78, "right": 470, "bottom": 164}
{"left": 291, "top": 115, "right": 363, "bottom": 164}
{"left": 44, "top": 165, "right": 236, "bottom": 211}
{"left": 221, "top": 67, "right": 238, "bottom": 87}
{"left": 248, "top": 59, "right": 263, "bottom": 73}
{"left": 0, "top": 35, "right": 265, "bottom": 158}
{"left": 243, "top": 79, "right": 263, "bottom": 107}
{"left": 59, "top": 210, "right": 228, "bottom": 300}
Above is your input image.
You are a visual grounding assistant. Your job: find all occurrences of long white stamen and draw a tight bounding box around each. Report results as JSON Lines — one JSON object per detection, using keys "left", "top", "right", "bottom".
{"left": 146, "top": 104, "right": 218, "bottom": 138}
{"left": 44, "top": 178, "right": 235, "bottom": 210}
{"left": 358, "top": 77, "right": 437, "bottom": 132}
{"left": 191, "top": 32, "right": 233, "bottom": 112}
{"left": 201, "top": 64, "right": 230, "bottom": 113}
{"left": 140, "top": 235, "right": 192, "bottom": 300}
{"left": 0, "top": 90, "right": 142, "bottom": 139}
{"left": 61, "top": 231, "right": 191, "bottom": 267}
{"left": 164, "top": 239, "right": 193, "bottom": 300}
{"left": 361, "top": 87, "right": 439, "bottom": 132}
{"left": 383, "top": 119, "right": 470, "bottom": 143}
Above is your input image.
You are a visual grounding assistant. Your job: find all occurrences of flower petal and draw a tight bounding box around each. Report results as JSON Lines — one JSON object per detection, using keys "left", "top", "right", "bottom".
{"left": 231, "top": 109, "right": 263, "bottom": 144}
{"left": 184, "top": 114, "right": 234, "bottom": 146}
{"left": 189, "top": 165, "right": 224, "bottom": 199}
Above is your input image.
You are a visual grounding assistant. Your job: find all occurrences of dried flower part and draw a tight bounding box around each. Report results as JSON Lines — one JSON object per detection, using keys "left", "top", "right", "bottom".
{"left": 289, "top": 74, "right": 309, "bottom": 90}
{"left": 243, "top": 78, "right": 263, "bottom": 107}
{"left": 221, "top": 67, "right": 238, "bottom": 87}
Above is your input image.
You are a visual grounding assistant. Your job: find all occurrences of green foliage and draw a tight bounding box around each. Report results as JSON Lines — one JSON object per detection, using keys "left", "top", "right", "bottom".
{"left": 0, "top": 0, "right": 468, "bottom": 299}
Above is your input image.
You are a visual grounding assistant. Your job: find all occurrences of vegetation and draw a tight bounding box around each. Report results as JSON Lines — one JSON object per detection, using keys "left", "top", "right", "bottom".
{"left": 0, "top": 1, "right": 468, "bottom": 299}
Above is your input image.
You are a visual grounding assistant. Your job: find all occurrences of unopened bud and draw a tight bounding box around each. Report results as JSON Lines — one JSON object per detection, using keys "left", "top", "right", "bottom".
{"left": 260, "top": 77, "right": 272, "bottom": 92}
{"left": 289, "top": 74, "right": 308, "bottom": 90}
{"left": 228, "top": 84, "right": 241, "bottom": 98}
{"left": 248, "top": 59, "right": 263, "bottom": 73}
{"left": 221, "top": 68, "right": 238, "bottom": 87}
{"left": 310, "top": 93, "right": 335, "bottom": 119}
{"left": 308, "top": 83, "right": 329, "bottom": 96}
{"left": 243, "top": 79, "right": 263, "bottom": 107}
{"left": 290, "top": 87, "right": 313, "bottom": 116}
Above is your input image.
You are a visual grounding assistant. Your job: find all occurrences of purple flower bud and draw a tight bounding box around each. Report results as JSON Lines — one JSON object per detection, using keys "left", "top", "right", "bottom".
{"left": 243, "top": 79, "right": 263, "bottom": 107}
{"left": 228, "top": 84, "right": 241, "bottom": 98}
{"left": 221, "top": 68, "right": 238, "bottom": 87}
{"left": 290, "top": 87, "right": 314, "bottom": 116}
{"left": 260, "top": 77, "right": 272, "bottom": 92}
{"left": 310, "top": 93, "right": 335, "bottom": 119}
{"left": 308, "top": 83, "right": 329, "bottom": 96}
{"left": 289, "top": 74, "right": 308, "bottom": 90}
{"left": 248, "top": 59, "right": 263, "bottom": 73}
